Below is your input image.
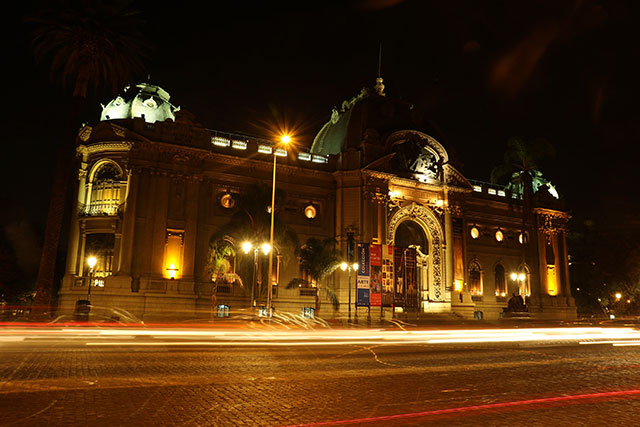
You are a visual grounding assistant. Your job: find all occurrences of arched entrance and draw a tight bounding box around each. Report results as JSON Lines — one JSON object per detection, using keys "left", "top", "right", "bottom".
{"left": 388, "top": 203, "right": 446, "bottom": 311}
{"left": 395, "top": 220, "right": 429, "bottom": 310}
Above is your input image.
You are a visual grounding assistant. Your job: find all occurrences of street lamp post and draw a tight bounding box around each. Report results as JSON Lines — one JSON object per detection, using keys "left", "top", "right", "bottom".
{"left": 86, "top": 256, "right": 97, "bottom": 299}
{"left": 266, "top": 135, "right": 290, "bottom": 316}
{"left": 242, "top": 241, "right": 271, "bottom": 308}
{"left": 340, "top": 261, "right": 359, "bottom": 321}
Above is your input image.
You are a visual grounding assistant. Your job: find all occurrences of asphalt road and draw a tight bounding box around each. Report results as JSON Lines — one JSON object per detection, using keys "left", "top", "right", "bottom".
{"left": 1, "top": 326, "right": 640, "bottom": 426}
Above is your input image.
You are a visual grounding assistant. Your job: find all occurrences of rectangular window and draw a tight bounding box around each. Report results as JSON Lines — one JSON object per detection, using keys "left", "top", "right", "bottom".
{"left": 212, "top": 136, "right": 231, "bottom": 147}
{"left": 473, "top": 185, "right": 482, "bottom": 192}
{"left": 164, "top": 229, "right": 184, "bottom": 279}
{"left": 84, "top": 233, "right": 115, "bottom": 277}
{"left": 298, "top": 152, "right": 312, "bottom": 161}
{"left": 231, "top": 140, "right": 247, "bottom": 150}
{"left": 547, "top": 265, "right": 558, "bottom": 295}
{"left": 258, "top": 145, "right": 272, "bottom": 154}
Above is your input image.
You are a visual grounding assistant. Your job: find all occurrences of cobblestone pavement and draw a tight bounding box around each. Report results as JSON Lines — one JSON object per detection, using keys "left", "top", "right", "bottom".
{"left": 1, "top": 330, "right": 640, "bottom": 426}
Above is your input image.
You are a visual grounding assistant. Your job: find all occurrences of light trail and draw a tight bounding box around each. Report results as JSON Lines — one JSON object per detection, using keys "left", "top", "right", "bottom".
{"left": 2, "top": 327, "right": 640, "bottom": 347}
{"left": 279, "top": 389, "right": 640, "bottom": 426}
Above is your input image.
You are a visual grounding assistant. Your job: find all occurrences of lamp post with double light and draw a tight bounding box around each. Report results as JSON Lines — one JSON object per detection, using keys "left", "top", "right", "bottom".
{"left": 340, "top": 261, "right": 359, "bottom": 320}
{"left": 242, "top": 241, "right": 271, "bottom": 308}
{"left": 266, "top": 134, "right": 290, "bottom": 316}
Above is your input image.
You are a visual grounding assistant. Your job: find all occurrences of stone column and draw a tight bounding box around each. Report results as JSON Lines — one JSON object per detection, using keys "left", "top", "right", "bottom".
{"left": 444, "top": 191, "right": 454, "bottom": 298}
{"left": 118, "top": 170, "right": 138, "bottom": 275}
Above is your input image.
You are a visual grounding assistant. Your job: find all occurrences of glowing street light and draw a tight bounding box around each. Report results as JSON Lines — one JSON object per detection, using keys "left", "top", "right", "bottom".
{"left": 266, "top": 135, "right": 290, "bottom": 315}
{"left": 242, "top": 241, "right": 271, "bottom": 308}
{"left": 615, "top": 292, "right": 622, "bottom": 300}
{"left": 86, "top": 256, "right": 97, "bottom": 299}
{"left": 340, "top": 261, "right": 359, "bottom": 320}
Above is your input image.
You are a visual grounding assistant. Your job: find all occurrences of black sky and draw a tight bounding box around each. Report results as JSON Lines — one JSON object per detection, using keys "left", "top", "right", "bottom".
{"left": 4, "top": 0, "right": 640, "bottom": 238}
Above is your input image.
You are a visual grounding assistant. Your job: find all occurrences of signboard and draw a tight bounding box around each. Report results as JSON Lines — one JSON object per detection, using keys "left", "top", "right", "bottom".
{"left": 382, "top": 245, "right": 394, "bottom": 307}
{"left": 356, "top": 243, "right": 370, "bottom": 307}
{"left": 369, "top": 244, "right": 382, "bottom": 307}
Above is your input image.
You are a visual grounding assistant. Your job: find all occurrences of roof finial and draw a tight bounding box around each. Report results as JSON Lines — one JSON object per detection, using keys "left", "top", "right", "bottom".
{"left": 375, "top": 43, "right": 385, "bottom": 96}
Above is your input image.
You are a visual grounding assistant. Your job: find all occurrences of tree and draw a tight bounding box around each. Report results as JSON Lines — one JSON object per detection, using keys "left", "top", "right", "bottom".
{"left": 26, "top": 1, "right": 148, "bottom": 312}
{"left": 206, "top": 240, "right": 243, "bottom": 313}
{"left": 287, "top": 237, "right": 342, "bottom": 312}
{"left": 208, "top": 184, "right": 299, "bottom": 302}
{"left": 491, "top": 137, "right": 556, "bottom": 293}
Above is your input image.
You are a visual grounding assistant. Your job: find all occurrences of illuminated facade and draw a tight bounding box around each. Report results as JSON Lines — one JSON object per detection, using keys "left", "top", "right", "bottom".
{"left": 58, "top": 82, "right": 576, "bottom": 320}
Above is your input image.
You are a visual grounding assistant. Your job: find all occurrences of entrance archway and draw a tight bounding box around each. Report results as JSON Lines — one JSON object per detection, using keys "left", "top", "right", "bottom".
{"left": 388, "top": 203, "right": 445, "bottom": 304}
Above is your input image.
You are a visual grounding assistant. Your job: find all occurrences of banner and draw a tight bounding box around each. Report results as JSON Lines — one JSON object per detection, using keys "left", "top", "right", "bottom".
{"left": 356, "top": 243, "right": 370, "bottom": 307}
{"left": 369, "top": 244, "right": 382, "bottom": 307}
{"left": 393, "top": 247, "right": 405, "bottom": 307}
{"left": 381, "top": 245, "right": 394, "bottom": 307}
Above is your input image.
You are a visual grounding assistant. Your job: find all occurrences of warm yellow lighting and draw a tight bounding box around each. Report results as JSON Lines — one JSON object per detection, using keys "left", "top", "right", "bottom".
{"left": 547, "top": 265, "right": 557, "bottom": 296}
{"left": 388, "top": 190, "right": 400, "bottom": 198}
{"left": 242, "top": 241, "right": 252, "bottom": 254}
{"left": 454, "top": 279, "right": 463, "bottom": 292}
{"left": 435, "top": 199, "right": 444, "bottom": 207}
{"left": 511, "top": 273, "right": 518, "bottom": 281}
{"left": 518, "top": 273, "right": 526, "bottom": 282}
{"left": 352, "top": 263, "right": 358, "bottom": 271}
{"left": 615, "top": 293, "right": 622, "bottom": 300}
{"left": 470, "top": 227, "right": 479, "bottom": 239}
{"left": 304, "top": 205, "right": 317, "bottom": 219}
{"left": 340, "top": 262, "right": 348, "bottom": 271}
{"left": 281, "top": 135, "right": 291, "bottom": 144}
{"left": 261, "top": 243, "right": 271, "bottom": 255}
{"left": 166, "top": 263, "right": 178, "bottom": 280}
{"left": 627, "top": 299, "right": 631, "bottom": 304}
{"left": 87, "top": 256, "right": 97, "bottom": 269}
{"left": 495, "top": 230, "right": 504, "bottom": 242}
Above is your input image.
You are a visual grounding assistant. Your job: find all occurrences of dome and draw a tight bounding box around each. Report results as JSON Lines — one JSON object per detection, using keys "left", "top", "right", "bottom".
{"left": 310, "top": 81, "right": 422, "bottom": 156}
{"left": 100, "top": 83, "right": 180, "bottom": 124}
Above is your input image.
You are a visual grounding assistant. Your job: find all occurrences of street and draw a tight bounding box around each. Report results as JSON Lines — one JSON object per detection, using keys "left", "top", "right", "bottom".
{"left": 1, "top": 325, "right": 640, "bottom": 426}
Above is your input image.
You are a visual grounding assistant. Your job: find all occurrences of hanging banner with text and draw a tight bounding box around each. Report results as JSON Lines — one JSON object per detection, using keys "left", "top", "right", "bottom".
{"left": 356, "top": 243, "right": 370, "bottom": 307}
{"left": 382, "top": 245, "right": 394, "bottom": 307}
{"left": 369, "top": 244, "right": 382, "bottom": 307}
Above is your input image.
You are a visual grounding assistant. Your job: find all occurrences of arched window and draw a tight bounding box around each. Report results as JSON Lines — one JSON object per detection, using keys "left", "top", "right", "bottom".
{"left": 468, "top": 261, "right": 482, "bottom": 295}
{"left": 494, "top": 264, "right": 506, "bottom": 297}
{"left": 86, "top": 162, "right": 125, "bottom": 215}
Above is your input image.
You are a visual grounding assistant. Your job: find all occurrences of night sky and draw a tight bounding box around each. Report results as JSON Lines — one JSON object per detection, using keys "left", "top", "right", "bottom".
{"left": 3, "top": 0, "right": 640, "bottom": 278}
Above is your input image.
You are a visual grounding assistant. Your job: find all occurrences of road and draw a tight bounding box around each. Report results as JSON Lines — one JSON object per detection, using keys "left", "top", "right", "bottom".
{"left": 1, "top": 325, "right": 640, "bottom": 426}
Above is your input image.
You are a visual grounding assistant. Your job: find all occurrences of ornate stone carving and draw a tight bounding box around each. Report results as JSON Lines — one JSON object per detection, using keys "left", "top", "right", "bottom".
{"left": 78, "top": 126, "right": 92, "bottom": 142}
{"left": 387, "top": 203, "right": 445, "bottom": 301}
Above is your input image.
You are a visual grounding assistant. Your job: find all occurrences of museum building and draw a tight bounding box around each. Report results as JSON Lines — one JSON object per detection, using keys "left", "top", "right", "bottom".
{"left": 58, "top": 80, "right": 576, "bottom": 320}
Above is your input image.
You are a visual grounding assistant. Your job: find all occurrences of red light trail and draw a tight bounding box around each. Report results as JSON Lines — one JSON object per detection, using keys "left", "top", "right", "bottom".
{"left": 281, "top": 389, "right": 640, "bottom": 426}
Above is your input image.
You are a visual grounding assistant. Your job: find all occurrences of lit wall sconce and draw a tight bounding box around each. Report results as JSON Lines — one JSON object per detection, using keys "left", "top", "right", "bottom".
{"left": 166, "top": 264, "right": 179, "bottom": 280}
{"left": 304, "top": 204, "right": 317, "bottom": 219}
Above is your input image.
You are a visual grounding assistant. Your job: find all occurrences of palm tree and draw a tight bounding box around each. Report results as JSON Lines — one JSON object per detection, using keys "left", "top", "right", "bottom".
{"left": 491, "top": 137, "right": 556, "bottom": 295}
{"left": 208, "top": 184, "right": 299, "bottom": 303}
{"left": 26, "top": 1, "right": 148, "bottom": 312}
{"left": 206, "top": 240, "right": 243, "bottom": 313}
{"left": 287, "top": 237, "right": 342, "bottom": 312}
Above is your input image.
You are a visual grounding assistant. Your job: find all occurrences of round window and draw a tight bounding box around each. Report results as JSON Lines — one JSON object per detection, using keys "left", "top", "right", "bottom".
{"left": 220, "top": 193, "right": 235, "bottom": 209}
{"left": 495, "top": 230, "right": 504, "bottom": 242}
{"left": 470, "top": 226, "right": 480, "bottom": 239}
{"left": 304, "top": 205, "right": 317, "bottom": 219}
